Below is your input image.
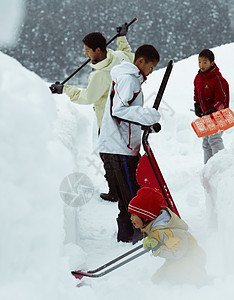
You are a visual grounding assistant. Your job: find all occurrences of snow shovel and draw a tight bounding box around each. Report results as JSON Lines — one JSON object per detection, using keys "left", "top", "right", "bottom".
{"left": 136, "top": 60, "right": 180, "bottom": 217}
{"left": 71, "top": 243, "right": 159, "bottom": 279}
{"left": 61, "top": 18, "right": 137, "bottom": 84}
{"left": 191, "top": 107, "right": 234, "bottom": 138}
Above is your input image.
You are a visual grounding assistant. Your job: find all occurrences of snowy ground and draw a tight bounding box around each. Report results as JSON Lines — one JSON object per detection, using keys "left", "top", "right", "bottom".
{"left": 1, "top": 42, "right": 234, "bottom": 300}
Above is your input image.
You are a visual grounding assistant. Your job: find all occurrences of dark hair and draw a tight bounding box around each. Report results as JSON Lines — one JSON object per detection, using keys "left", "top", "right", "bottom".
{"left": 82, "top": 32, "right": 107, "bottom": 52}
{"left": 140, "top": 216, "right": 152, "bottom": 227}
{"left": 134, "top": 44, "right": 160, "bottom": 63}
{"left": 199, "top": 49, "right": 215, "bottom": 62}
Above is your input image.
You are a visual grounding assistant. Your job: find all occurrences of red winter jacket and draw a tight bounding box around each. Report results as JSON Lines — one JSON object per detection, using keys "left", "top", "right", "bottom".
{"left": 194, "top": 64, "right": 229, "bottom": 114}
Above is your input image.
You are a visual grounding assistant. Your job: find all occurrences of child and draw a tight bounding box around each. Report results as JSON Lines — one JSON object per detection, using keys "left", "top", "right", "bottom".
{"left": 128, "top": 187, "right": 207, "bottom": 286}
{"left": 98, "top": 45, "right": 161, "bottom": 244}
{"left": 50, "top": 24, "right": 134, "bottom": 202}
{"left": 193, "top": 49, "right": 229, "bottom": 164}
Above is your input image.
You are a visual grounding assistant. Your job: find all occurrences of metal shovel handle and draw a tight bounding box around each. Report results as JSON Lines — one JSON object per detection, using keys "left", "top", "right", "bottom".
{"left": 71, "top": 246, "right": 151, "bottom": 279}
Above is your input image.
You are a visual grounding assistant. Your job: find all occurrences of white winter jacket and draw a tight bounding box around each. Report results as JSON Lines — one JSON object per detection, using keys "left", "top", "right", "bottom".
{"left": 98, "top": 60, "right": 161, "bottom": 156}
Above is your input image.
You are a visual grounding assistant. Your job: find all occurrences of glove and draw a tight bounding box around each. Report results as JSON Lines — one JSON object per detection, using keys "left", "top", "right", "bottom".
{"left": 194, "top": 102, "right": 203, "bottom": 117}
{"left": 143, "top": 237, "right": 161, "bottom": 256}
{"left": 151, "top": 123, "right": 161, "bottom": 133}
{"left": 49, "top": 81, "right": 64, "bottom": 94}
{"left": 141, "top": 123, "right": 161, "bottom": 133}
{"left": 205, "top": 107, "right": 216, "bottom": 115}
{"left": 116, "top": 23, "right": 128, "bottom": 36}
{"left": 164, "top": 236, "right": 181, "bottom": 252}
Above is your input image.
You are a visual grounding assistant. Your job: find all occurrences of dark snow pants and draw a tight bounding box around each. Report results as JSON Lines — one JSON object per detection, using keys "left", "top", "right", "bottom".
{"left": 100, "top": 152, "right": 119, "bottom": 197}
{"left": 99, "top": 153, "right": 143, "bottom": 244}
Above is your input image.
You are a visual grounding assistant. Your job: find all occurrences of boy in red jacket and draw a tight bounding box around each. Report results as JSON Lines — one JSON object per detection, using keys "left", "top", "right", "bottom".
{"left": 193, "top": 49, "right": 229, "bottom": 164}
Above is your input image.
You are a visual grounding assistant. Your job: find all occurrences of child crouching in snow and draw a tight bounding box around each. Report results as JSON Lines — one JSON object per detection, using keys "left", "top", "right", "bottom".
{"left": 128, "top": 187, "right": 207, "bottom": 286}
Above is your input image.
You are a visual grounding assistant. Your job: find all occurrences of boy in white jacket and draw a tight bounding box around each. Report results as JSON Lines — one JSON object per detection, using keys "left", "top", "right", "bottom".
{"left": 99, "top": 44, "right": 161, "bottom": 244}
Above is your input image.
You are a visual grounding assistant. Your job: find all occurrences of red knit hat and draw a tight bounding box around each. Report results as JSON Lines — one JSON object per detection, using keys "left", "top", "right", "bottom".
{"left": 128, "top": 187, "right": 163, "bottom": 220}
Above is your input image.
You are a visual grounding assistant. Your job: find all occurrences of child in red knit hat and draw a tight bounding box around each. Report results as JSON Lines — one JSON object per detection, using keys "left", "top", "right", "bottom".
{"left": 128, "top": 187, "right": 207, "bottom": 286}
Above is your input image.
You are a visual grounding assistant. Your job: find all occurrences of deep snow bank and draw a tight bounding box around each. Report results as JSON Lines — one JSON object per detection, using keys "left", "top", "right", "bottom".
{"left": 0, "top": 51, "right": 84, "bottom": 299}
{"left": 0, "top": 41, "right": 234, "bottom": 300}
{"left": 201, "top": 145, "right": 234, "bottom": 274}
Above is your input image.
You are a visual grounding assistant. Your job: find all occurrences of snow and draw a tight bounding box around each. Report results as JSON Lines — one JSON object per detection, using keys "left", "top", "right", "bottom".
{"left": 0, "top": 42, "right": 234, "bottom": 300}
{"left": 0, "top": 0, "right": 25, "bottom": 46}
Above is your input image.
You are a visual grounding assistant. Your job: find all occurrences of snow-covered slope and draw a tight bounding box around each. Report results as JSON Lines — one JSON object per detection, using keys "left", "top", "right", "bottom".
{"left": 0, "top": 51, "right": 76, "bottom": 300}
{"left": 0, "top": 42, "right": 234, "bottom": 300}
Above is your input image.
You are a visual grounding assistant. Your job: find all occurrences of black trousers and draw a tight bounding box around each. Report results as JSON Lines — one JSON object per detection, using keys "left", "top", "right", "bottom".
{"left": 99, "top": 153, "right": 143, "bottom": 243}
{"left": 100, "top": 152, "right": 118, "bottom": 196}
{"left": 100, "top": 153, "right": 141, "bottom": 218}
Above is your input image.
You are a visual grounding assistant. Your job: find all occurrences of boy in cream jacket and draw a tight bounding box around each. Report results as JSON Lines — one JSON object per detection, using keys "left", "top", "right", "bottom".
{"left": 50, "top": 24, "right": 134, "bottom": 131}
{"left": 50, "top": 24, "right": 134, "bottom": 203}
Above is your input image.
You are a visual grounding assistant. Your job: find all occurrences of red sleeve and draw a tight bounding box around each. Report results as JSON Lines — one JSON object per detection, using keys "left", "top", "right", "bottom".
{"left": 213, "top": 76, "right": 229, "bottom": 111}
{"left": 193, "top": 76, "right": 199, "bottom": 103}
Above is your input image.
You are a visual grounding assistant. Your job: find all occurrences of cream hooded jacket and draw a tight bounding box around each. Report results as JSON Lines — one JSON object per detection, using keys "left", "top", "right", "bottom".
{"left": 63, "top": 36, "right": 134, "bottom": 129}
{"left": 142, "top": 207, "right": 206, "bottom": 262}
{"left": 142, "top": 207, "right": 207, "bottom": 286}
{"left": 98, "top": 60, "right": 161, "bottom": 156}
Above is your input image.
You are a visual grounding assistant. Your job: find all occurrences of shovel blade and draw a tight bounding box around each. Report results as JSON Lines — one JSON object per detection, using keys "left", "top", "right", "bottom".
{"left": 71, "top": 270, "right": 93, "bottom": 280}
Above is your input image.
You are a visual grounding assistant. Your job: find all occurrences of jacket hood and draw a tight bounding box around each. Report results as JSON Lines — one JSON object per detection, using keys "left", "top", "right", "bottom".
{"left": 142, "top": 207, "right": 188, "bottom": 233}
{"left": 90, "top": 49, "right": 131, "bottom": 72}
{"left": 110, "top": 60, "right": 145, "bottom": 83}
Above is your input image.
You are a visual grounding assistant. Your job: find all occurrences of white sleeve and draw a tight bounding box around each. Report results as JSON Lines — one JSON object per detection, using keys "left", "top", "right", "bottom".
{"left": 111, "top": 75, "right": 160, "bottom": 126}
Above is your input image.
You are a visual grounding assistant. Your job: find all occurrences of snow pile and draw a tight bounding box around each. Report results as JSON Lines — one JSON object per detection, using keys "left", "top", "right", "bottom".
{"left": 0, "top": 52, "right": 83, "bottom": 299}
{"left": 0, "top": 41, "right": 234, "bottom": 300}
{"left": 201, "top": 147, "right": 234, "bottom": 273}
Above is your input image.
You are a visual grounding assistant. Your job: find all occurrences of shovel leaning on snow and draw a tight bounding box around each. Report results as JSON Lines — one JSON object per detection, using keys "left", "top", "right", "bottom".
{"left": 71, "top": 244, "right": 160, "bottom": 279}
{"left": 136, "top": 59, "right": 180, "bottom": 218}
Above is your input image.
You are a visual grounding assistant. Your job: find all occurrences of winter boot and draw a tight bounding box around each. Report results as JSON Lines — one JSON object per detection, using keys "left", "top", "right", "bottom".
{"left": 116, "top": 218, "right": 134, "bottom": 243}
{"left": 99, "top": 153, "right": 120, "bottom": 202}
{"left": 100, "top": 192, "right": 118, "bottom": 202}
{"left": 100, "top": 175, "right": 119, "bottom": 202}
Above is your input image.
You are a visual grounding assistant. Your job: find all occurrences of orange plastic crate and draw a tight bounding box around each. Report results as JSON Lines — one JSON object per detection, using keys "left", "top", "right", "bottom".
{"left": 191, "top": 108, "right": 234, "bottom": 138}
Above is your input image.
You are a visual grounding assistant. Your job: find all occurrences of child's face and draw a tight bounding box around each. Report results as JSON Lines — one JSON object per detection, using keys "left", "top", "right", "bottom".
{"left": 198, "top": 56, "right": 214, "bottom": 73}
{"left": 84, "top": 44, "right": 102, "bottom": 63}
{"left": 136, "top": 58, "right": 158, "bottom": 76}
{"left": 130, "top": 214, "right": 144, "bottom": 229}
